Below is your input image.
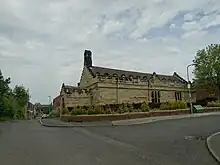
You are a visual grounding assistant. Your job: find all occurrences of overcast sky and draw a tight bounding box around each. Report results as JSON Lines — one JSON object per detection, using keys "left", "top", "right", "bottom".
{"left": 0, "top": 0, "right": 220, "bottom": 104}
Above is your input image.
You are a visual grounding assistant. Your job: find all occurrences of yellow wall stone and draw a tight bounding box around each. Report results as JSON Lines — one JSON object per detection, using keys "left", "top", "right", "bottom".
{"left": 60, "top": 67, "right": 196, "bottom": 113}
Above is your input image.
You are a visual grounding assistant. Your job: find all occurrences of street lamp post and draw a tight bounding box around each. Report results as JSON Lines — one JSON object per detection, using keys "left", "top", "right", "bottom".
{"left": 187, "top": 64, "right": 195, "bottom": 114}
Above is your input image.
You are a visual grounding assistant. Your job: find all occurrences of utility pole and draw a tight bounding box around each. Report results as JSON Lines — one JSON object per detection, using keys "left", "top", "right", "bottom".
{"left": 187, "top": 63, "right": 195, "bottom": 114}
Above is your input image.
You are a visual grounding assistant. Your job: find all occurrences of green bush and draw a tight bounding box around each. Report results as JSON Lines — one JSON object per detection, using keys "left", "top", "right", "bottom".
{"left": 176, "top": 101, "right": 187, "bottom": 109}
{"left": 62, "top": 108, "right": 69, "bottom": 115}
{"left": 71, "top": 106, "right": 86, "bottom": 115}
{"left": 160, "top": 101, "right": 187, "bottom": 110}
{"left": 140, "top": 102, "right": 149, "bottom": 112}
{"left": 92, "top": 105, "right": 103, "bottom": 114}
{"left": 117, "top": 104, "right": 124, "bottom": 113}
{"left": 127, "top": 104, "right": 134, "bottom": 112}
{"left": 207, "top": 101, "right": 220, "bottom": 107}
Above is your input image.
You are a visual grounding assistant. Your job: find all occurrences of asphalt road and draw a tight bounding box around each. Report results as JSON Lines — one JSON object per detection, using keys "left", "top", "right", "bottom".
{"left": 0, "top": 116, "right": 220, "bottom": 165}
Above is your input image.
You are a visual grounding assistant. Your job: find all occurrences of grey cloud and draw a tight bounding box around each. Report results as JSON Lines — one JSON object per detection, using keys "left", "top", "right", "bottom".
{"left": 0, "top": 0, "right": 220, "bottom": 103}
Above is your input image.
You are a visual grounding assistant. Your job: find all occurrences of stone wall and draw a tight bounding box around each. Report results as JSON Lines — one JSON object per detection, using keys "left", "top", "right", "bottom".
{"left": 93, "top": 77, "right": 191, "bottom": 105}
{"left": 60, "top": 89, "right": 91, "bottom": 115}
{"left": 60, "top": 66, "right": 196, "bottom": 108}
{"left": 79, "top": 66, "right": 98, "bottom": 88}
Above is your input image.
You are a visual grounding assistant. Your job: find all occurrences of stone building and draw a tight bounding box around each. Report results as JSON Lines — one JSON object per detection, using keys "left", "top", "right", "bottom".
{"left": 60, "top": 50, "right": 196, "bottom": 113}
{"left": 53, "top": 95, "right": 61, "bottom": 112}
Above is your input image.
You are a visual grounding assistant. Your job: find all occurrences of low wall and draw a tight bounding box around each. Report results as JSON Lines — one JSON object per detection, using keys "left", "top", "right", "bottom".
{"left": 60, "top": 107, "right": 220, "bottom": 122}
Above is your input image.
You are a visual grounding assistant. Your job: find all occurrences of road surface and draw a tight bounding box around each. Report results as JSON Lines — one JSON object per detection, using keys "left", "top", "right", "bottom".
{"left": 0, "top": 115, "right": 220, "bottom": 165}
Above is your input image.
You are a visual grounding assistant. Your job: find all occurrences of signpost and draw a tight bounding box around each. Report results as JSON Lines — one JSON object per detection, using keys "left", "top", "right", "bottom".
{"left": 187, "top": 64, "right": 195, "bottom": 114}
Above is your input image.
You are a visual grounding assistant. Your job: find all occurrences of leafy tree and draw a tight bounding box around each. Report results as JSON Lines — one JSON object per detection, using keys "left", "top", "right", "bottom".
{"left": 0, "top": 70, "right": 11, "bottom": 118}
{"left": 194, "top": 44, "right": 220, "bottom": 99}
{"left": 13, "top": 85, "right": 30, "bottom": 107}
{"left": 0, "top": 70, "right": 30, "bottom": 120}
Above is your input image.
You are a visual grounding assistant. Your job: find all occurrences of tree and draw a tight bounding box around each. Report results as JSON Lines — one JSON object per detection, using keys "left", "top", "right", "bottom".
{"left": 13, "top": 85, "right": 30, "bottom": 107}
{"left": 193, "top": 44, "right": 220, "bottom": 99}
{"left": 0, "top": 69, "right": 30, "bottom": 120}
{"left": 0, "top": 70, "right": 11, "bottom": 118}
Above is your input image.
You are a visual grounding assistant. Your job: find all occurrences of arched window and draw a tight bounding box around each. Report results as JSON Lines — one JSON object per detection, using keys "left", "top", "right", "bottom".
{"left": 143, "top": 76, "right": 148, "bottom": 82}
{"left": 113, "top": 73, "right": 118, "bottom": 77}
{"left": 121, "top": 74, "right": 126, "bottom": 79}
{"left": 104, "top": 73, "right": 109, "bottom": 78}
{"left": 129, "top": 75, "right": 133, "bottom": 81}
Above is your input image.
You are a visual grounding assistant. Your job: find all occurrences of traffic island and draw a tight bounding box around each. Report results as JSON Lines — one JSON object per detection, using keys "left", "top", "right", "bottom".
{"left": 206, "top": 132, "right": 220, "bottom": 163}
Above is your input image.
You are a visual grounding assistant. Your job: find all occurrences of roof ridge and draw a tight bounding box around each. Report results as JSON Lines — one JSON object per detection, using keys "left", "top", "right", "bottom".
{"left": 92, "top": 65, "right": 174, "bottom": 77}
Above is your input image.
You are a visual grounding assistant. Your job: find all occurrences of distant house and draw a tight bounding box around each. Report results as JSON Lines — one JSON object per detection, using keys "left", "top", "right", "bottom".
{"left": 27, "top": 102, "right": 36, "bottom": 119}
{"left": 41, "top": 104, "right": 51, "bottom": 114}
{"left": 53, "top": 95, "right": 61, "bottom": 113}
{"left": 196, "top": 85, "right": 218, "bottom": 103}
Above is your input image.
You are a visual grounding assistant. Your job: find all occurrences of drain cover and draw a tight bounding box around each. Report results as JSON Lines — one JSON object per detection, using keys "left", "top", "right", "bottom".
{"left": 185, "top": 136, "right": 196, "bottom": 140}
{"left": 185, "top": 135, "right": 207, "bottom": 140}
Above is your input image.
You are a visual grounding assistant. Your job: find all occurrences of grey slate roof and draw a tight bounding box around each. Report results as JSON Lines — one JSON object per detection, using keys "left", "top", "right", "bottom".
{"left": 90, "top": 66, "right": 187, "bottom": 84}
{"left": 91, "top": 66, "right": 152, "bottom": 79}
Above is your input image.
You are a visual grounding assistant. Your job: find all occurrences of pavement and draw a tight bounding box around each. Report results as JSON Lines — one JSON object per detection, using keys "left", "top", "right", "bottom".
{"left": 1, "top": 116, "right": 220, "bottom": 165}
{"left": 112, "top": 112, "right": 220, "bottom": 126}
{"left": 206, "top": 132, "right": 220, "bottom": 163}
{"left": 39, "top": 112, "right": 220, "bottom": 127}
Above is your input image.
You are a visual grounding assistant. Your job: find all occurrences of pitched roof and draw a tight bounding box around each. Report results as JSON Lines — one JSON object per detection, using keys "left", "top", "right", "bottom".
{"left": 90, "top": 66, "right": 187, "bottom": 84}
{"left": 62, "top": 83, "right": 79, "bottom": 90}
{"left": 91, "top": 66, "right": 152, "bottom": 79}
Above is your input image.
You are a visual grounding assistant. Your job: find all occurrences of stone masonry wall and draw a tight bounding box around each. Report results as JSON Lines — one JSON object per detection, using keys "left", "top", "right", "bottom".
{"left": 79, "top": 66, "right": 98, "bottom": 88}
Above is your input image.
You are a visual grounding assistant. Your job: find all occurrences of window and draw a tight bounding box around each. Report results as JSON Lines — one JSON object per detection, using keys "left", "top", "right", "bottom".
{"left": 175, "top": 92, "right": 182, "bottom": 101}
{"left": 151, "top": 91, "right": 161, "bottom": 103}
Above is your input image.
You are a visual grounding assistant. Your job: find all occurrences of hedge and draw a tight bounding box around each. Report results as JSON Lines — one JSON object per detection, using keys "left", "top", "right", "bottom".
{"left": 207, "top": 101, "right": 220, "bottom": 107}
{"left": 62, "top": 101, "right": 187, "bottom": 115}
{"left": 61, "top": 100, "right": 220, "bottom": 117}
{"left": 61, "top": 107, "right": 220, "bottom": 122}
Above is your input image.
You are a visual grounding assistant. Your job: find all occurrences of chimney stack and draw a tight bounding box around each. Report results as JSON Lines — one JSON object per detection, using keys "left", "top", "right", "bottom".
{"left": 84, "top": 50, "right": 92, "bottom": 67}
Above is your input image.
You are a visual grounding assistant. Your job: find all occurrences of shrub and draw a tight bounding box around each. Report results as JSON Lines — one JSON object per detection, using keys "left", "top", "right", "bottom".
{"left": 103, "top": 105, "right": 111, "bottom": 114}
{"left": 93, "top": 105, "right": 104, "bottom": 114}
{"left": 117, "top": 104, "right": 124, "bottom": 113}
{"left": 149, "top": 103, "right": 161, "bottom": 109}
{"left": 62, "top": 108, "right": 69, "bottom": 115}
{"left": 127, "top": 104, "right": 134, "bottom": 112}
{"left": 140, "top": 102, "right": 149, "bottom": 112}
{"left": 176, "top": 101, "right": 187, "bottom": 109}
{"left": 87, "top": 105, "right": 95, "bottom": 115}
{"left": 207, "top": 101, "right": 220, "bottom": 107}
{"left": 122, "top": 103, "right": 129, "bottom": 113}
{"left": 160, "top": 101, "right": 187, "bottom": 110}
{"left": 71, "top": 106, "right": 86, "bottom": 115}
